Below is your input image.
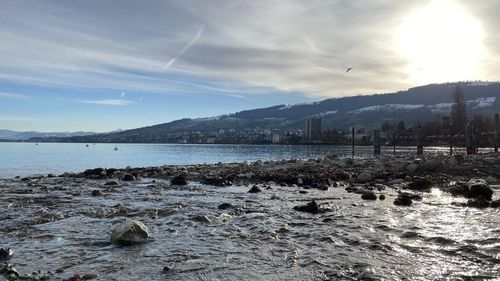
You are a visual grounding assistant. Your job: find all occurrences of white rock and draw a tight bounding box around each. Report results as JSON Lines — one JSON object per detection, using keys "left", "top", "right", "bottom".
{"left": 111, "top": 221, "right": 150, "bottom": 245}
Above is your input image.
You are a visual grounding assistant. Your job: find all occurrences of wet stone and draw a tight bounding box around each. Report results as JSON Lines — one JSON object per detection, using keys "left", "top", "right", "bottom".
{"left": 467, "top": 179, "right": 493, "bottom": 201}
{"left": 248, "top": 185, "right": 262, "bottom": 193}
{"left": 467, "top": 197, "right": 490, "bottom": 208}
{"left": 0, "top": 263, "right": 19, "bottom": 278}
{"left": 0, "top": 248, "right": 13, "bottom": 261}
{"left": 490, "top": 199, "right": 500, "bottom": 208}
{"left": 192, "top": 215, "right": 211, "bottom": 223}
{"left": 121, "top": 174, "right": 137, "bottom": 181}
{"left": 407, "top": 177, "right": 432, "bottom": 191}
{"left": 110, "top": 220, "right": 150, "bottom": 245}
{"left": 293, "top": 200, "right": 321, "bottom": 214}
{"left": 218, "top": 203, "right": 234, "bottom": 210}
{"left": 91, "top": 189, "right": 103, "bottom": 197}
{"left": 356, "top": 172, "right": 372, "bottom": 183}
{"left": 82, "top": 272, "right": 99, "bottom": 280}
{"left": 104, "top": 180, "right": 119, "bottom": 186}
{"left": 361, "top": 191, "right": 377, "bottom": 200}
{"left": 393, "top": 193, "right": 418, "bottom": 206}
{"left": 171, "top": 174, "right": 188, "bottom": 185}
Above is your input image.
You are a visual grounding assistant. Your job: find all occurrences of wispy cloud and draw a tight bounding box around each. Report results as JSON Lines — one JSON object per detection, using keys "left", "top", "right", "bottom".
{"left": 163, "top": 25, "right": 205, "bottom": 71}
{"left": 0, "top": 92, "right": 29, "bottom": 99}
{"left": 0, "top": 0, "right": 498, "bottom": 98}
{"left": 80, "top": 99, "right": 131, "bottom": 106}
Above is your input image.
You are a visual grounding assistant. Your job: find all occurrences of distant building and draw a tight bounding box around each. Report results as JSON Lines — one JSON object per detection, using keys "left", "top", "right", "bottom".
{"left": 272, "top": 133, "right": 281, "bottom": 144}
{"left": 206, "top": 136, "right": 216, "bottom": 144}
{"left": 305, "top": 117, "right": 322, "bottom": 141}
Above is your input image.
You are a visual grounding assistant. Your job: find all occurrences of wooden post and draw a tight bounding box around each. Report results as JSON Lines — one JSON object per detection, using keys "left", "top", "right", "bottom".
{"left": 393, "top": 132, "right": 396, "bottom": 154}
{"left": 352, "top": 127, "right": 355, "bottom": 158}
{"left": 495, "top": 114, "right": 499, "bottom": 153}
{"left": 449, "top": 124, "right": 453, "bottom": 156}
{"left": 465, "top": 124, "right": 474, "bottom": 155}
{"left": 416, "top": 126, "right": 423, "bottom": 155}
{"left": 373, "top": 129, "right": 381, "bottom": 155}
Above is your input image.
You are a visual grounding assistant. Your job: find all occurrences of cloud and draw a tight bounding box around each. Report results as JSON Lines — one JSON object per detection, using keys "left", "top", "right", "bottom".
{"left": 0, "top": 0, "right": 498, "bottom": 99}
{"left": 120, "top": 92, "right": 126, "bottom": 98}
{"left": 163, "top": 25, "right": 205, "bottom": 71}
{"left": 0, "top": 92, "right": 29, "bottom": 99}
{"left": 81, "top": 99, "right": 131, "bottom": 106}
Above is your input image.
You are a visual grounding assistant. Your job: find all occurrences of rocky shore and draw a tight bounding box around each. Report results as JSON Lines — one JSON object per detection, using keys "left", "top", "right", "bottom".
{"left": 1, "top": 153, "right": 499, "bottom": 280}
{"left": 72, "top": 153, "right": 500, "bottom": 208}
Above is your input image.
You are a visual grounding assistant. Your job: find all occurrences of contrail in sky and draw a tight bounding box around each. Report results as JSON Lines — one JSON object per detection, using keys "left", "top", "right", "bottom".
{"left": 164, "top": 25, "right": 205, "bottom": 71}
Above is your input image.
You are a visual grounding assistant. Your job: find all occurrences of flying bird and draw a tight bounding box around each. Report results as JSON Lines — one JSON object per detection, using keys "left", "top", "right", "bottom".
{"left": 346, "top": 67, "right": 353, "bottom": 73}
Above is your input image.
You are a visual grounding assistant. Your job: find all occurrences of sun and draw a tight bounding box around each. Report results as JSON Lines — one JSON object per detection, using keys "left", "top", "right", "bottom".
{"left": 395, "top": 0, "right": 486, "bottom": 84}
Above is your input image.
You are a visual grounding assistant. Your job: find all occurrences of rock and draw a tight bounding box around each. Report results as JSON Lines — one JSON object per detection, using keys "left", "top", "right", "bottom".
{"left": 345, "top": 186, "right": 358, "bottom": 193}
{"left": 110, "top": 221, "right": 150, "bottom": 245}
{"left": 447, "top": 157, "right": 458, "bottom": 165}
{"left": 0, "top": 263, "right": 19, "bottom": 278}
{"left": 356, "top": 172, "right": 372, "bottom": 183}
{"left": 0, "top": 248, "right": 13, "bottom": 261}
{"left": 361, "top": 191, "right": 377, "bottom": 200}
{"left": 82, "top": 273, "right": 99, "bottom": 280}
{"left": 192, "top": 215, "right": 211, "bottom": 223}
{"left": 490, "top": 199, "right": 500, "bottom": 208}
{"left": 422, "top": 158, "right": 442, "bottom": 171}
{"left": 91, "top": 189, "right": 103, "bottom": 197}
{"left": 485, "top": 176, "right": 498, "bottom": 184}
{"left": 467, "top": 197, "right": 490, "bottom": 208}
{"left": 64, "top": 274, "right": 83, "bottom": 281}
{"left": 121, "top": 174, "right": 137, "bottom": 181}
{"left": 467, "top": 179, "right": 493, "bottom": 200}
{"left": 84, "top": 167, "right": 106, "bottom": 178}
{"left": 393, "top": 193, "right": 419, "bottom": 206}
{"left": 388, "top": 178, "right": 404, "bottom": 185}
{"left": 379, "top": 194, "right": 386, "bottom": 200}
{"left": 407, "top": 177, "right": 432, "bottom": 191}
{"left": 297, "top": 178, "right": 304, "bottom": 185}
{"left": 293, "top": 200, "right": 321, "bottom": 214}
{"left": 104, "top": 180, "right": 119, "bottom": 186}
{"left": 202, "top": 176, "right": 232, "bottom": 187}
{"left": 162, "top": 266, "right": 172, "bottom": 273}
{"left": 406, "top": 164, "right": 418, "bottom": 173}
{"left": 218, "top": 203, "right": 234, "bottom": 210}
{"left": 248, "top": 185, "right": 262, "bottom": 193}
{"left": 448, "top": 182, "right": 469, "bottom": 197}
{"left": 171, "top": 174, "right": 188, "bottom": 185}
{"left": 47, "top": 173, "right": 56, "bottom": 178}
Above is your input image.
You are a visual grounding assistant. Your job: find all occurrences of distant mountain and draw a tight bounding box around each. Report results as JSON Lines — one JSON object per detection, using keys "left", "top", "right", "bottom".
{"left": 0, "top": 129, "right": 97, "bottom": 140}
{"left": 53, "top": 82, "right": 500, "bottom": 143}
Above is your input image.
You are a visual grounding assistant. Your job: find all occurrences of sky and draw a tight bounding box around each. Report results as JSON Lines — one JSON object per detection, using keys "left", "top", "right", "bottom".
{"left": 0, "top": 0, "right": 499, "bottom": 132}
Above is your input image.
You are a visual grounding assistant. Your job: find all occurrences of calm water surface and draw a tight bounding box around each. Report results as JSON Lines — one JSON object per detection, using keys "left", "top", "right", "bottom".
{"left": 0, "top": 143, "right": 446, "bottom": 178}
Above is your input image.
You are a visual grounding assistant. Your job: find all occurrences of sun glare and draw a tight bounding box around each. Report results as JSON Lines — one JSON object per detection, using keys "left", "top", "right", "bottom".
{"left": 395, "top": 0, "right": 485, "bottom": 84}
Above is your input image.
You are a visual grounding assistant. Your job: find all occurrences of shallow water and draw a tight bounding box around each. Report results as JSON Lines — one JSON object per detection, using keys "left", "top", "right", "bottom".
{"left": 1, "top": 177, "right": 498, "bottom": 280}
{"left": 0, "top": 142, "right": 495, "bottom": 178}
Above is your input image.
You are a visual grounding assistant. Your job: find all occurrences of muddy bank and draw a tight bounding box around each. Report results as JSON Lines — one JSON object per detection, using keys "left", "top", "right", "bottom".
{"left": 1, "top": 154, "right": 499, "bottom": 280}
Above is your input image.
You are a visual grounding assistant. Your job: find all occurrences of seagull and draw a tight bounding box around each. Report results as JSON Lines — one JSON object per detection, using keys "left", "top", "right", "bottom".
{"left": 346, "top": 67, "right": 353, "bottom": 73}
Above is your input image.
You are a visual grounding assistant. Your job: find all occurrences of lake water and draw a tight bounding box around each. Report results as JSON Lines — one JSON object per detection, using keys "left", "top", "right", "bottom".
{"left": 0, "top": 142, "right": 491, "bottom": 178}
